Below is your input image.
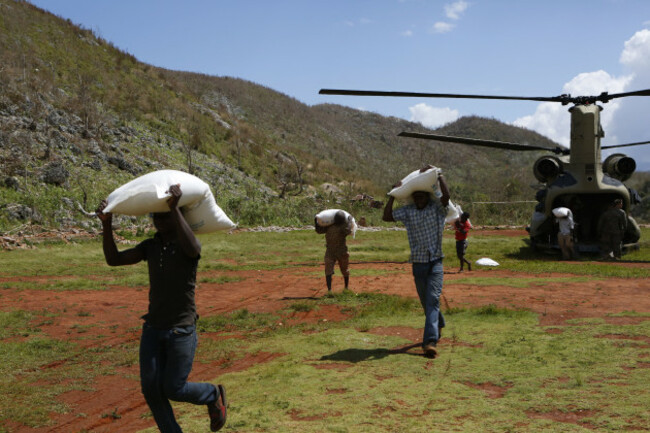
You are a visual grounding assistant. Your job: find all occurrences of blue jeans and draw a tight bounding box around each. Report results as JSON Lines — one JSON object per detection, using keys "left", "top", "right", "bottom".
{"left": 140, "top": 323, "right": 217, "bottom": 433}
{"left": 412, "top": 260, "right": 445, "bottom": 346}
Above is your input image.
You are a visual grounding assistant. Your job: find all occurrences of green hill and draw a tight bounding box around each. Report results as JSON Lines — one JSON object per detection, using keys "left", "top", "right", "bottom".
{"left": 1, "top": 0, "right": 648, "bottom": 233}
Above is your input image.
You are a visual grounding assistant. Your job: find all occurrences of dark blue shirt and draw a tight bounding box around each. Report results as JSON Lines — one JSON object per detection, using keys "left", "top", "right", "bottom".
{"left": 136, "top": 233, "right": 200, "bottom": 328}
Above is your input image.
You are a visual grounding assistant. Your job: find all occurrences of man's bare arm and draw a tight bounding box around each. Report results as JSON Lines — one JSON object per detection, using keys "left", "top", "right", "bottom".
{"left": 96, "top": 201, "right": 143, "bottom": 266}
{"left": 383, "top": 196, "right": 396, "bottom": 222}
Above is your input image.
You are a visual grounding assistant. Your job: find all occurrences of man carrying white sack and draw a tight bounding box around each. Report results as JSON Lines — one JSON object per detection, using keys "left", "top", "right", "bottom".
{"left": 554, "top": 207, "right": 575, "bottom": 260}
{"left": 96, "top": 184, "right": 227, "bottom": 433}
{"left": 383, "top": 166, "right": 450, "bottom": 359}
{"left": 315, "top": 210, "right": 353, "bottom": 294}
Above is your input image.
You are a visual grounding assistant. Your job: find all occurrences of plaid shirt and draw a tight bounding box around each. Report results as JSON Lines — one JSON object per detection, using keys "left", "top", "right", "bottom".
{"left": 393, "top": 200, "right": 447, "bottom": 263}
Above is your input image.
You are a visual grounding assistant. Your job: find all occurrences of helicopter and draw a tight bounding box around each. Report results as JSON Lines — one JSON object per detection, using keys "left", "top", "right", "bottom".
{"left": 319, "top": 87, "right": 650, "bottom": 254}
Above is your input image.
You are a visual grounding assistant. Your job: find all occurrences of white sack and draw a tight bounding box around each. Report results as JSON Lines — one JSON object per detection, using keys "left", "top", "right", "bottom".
{"left": 315, "top": 209, "right": 358, "bottom": 238}
{"left": 389, "top": 166, "right": 459, "bottom": 223}
{"left": 445, "top": 201, "right": 461, "bottom": 224}
{"left": 476, "top": 257, "right": 500, "bottom": 267}
{"left": 103, "top": 170, "right": 235, "bottom": 233}
{"left": 388, "top": 166, "right": 441, "bottom": 201}
{"left": 552, "top": 207, "right": 570, "bottom": 218}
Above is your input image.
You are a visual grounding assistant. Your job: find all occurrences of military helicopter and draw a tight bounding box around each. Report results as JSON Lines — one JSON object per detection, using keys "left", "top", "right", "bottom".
{"left": 319, "top": 87, "right": 650, "bottom": 253}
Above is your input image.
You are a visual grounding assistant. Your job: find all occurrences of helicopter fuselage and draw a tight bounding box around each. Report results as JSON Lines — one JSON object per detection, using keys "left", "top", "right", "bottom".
{"left": 528, "top": 104, "right": 641, "bottom": 252}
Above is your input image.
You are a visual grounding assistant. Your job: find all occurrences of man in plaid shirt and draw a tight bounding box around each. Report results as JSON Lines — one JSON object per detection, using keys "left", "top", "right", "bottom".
{"left": 383, "top": 166, "right": 450, "bottom": 359}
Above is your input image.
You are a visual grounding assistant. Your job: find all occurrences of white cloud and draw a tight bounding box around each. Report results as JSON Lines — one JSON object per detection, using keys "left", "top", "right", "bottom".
{"left": 513, "top": 70, "right": 629, "bottom": 147}
{"left": 409, "top": 103, "right": 459, "bottom": 128}
{"left": 401, "top": 29, "right": 414, "bottom": 37}
{"left": 431, "top": 21, "right": 454, "bottom": 33}
{"left": 445, "top": 1, "right": 469, "bottom": 20}
{"left": 344, "top": 18, "right": 372, "bottom": 27}
{"left": 511, "top": 27, "right": 650, "bottom": 170}
{"left": 609, "top": 29, "right": 650, "bottom": 169}
{"left": 620, "top": 29, "right": 650, "bottom": 74}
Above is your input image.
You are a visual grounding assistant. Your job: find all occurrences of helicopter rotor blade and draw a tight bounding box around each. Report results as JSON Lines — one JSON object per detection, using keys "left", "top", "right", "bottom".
{"left": 320, "top": 88, "right": 650, "bottom": 105}
{"left": 604, "top": 89, "right": 650, "bottom": 100}
{"left": 319, "top": 89, "right": 558, "bottom": 103}
{"left": 601, "top": 140, "right": 650, "bottom": 150}
{"left": 398, "top": 132, "right": 569, "bottom": 155}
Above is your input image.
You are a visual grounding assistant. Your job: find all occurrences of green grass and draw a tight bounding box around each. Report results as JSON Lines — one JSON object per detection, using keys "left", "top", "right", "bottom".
{"left": 151, "top": 299, "right": 650, "bottom": 433}
{"left": 0, "top": 229, "right": 648, "bottom": 431}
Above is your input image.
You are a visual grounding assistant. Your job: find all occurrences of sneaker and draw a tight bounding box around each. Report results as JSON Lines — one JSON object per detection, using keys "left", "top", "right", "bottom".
{"left": 423, "top": 343, "right": 437, "bottom": 359}
{"left": 208, "top": 384, "right": 227, "bottom": 432}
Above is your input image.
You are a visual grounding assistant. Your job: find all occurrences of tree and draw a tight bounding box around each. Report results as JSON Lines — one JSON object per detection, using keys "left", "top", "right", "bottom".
{"left": 275, "top": 152, "right": 304, "bottom": 198}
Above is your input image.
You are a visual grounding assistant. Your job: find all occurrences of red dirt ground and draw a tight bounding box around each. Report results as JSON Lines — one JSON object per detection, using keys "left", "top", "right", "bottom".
{"left": 1, "top": 230, "right": 649, "bottom": 432}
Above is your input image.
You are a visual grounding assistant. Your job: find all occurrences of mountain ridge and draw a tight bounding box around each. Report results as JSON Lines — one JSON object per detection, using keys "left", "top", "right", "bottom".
{"left": 1, "top": 0, "right": 648, "bottom": 231}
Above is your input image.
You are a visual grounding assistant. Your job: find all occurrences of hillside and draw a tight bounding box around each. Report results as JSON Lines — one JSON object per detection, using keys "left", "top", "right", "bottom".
{"left": 1, "top": 0, "right": 648, "bottom": 233}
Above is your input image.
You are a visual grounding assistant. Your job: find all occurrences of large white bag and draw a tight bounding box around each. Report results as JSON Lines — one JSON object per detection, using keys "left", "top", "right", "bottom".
{"left": 389, "top": 166, "right": 442, "bottom": 201}
{"left": 315, "top": 209, "right": 358, "bottom": 238}
{"left": 552, "top": 207, "right": 570, "bottom": 218}
{"left": 103, "top": 170, "right": 236, "bottom": 233}
{"left": 476, "top": 257, "right": 499, "bottom": 266}
{"left": 389, "top": 166, "right": 459, "bottom": 223}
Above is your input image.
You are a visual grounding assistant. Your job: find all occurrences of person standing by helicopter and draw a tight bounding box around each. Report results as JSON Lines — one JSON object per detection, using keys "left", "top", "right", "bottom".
{"left": 382, "top": 167, "right": 450, "bottom": 359}
{"left": 553, "top": 207, "right": 575, "bottom": 260}
{"left": 597, "top": 198, "right": 627, "bottom": 260}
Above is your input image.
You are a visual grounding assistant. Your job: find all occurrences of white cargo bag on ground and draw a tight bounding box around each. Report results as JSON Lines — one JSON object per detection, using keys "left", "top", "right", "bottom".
{"left": 476, "top": 257, "right": 499, "bottom": 266}
{"left": 315, "top": 209, "right": 358, "bottom": 238}
{"left": 103, "top": 170, "right": 235, "bottom": 233}
{"left": 389, "top": 166, "right": 459, "bottom": 223}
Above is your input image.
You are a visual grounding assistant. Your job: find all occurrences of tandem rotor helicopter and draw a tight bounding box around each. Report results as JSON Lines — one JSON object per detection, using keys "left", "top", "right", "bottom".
{"left": 319, "top": 87, "right": 650, "bottom": 253}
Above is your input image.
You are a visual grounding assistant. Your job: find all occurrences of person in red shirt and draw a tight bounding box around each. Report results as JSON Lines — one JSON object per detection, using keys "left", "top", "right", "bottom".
{"left": 454, "top": 212, "right": 472, "bottom": 272}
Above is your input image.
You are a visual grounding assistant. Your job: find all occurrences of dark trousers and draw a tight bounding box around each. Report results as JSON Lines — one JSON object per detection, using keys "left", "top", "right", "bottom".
{"left": 140, "top": 323, "right": 217, "bottom": 433}
{"left": 412, "top": 260, "right": 446, "bottom": 346}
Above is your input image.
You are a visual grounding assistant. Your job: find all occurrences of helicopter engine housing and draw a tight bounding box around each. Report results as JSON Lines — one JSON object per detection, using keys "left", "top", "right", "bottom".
{"left": 533, "top": 156, "right": 563, "bottom": 183}
{"left": 603, "top": 153, "right": 636, "bottom": 181}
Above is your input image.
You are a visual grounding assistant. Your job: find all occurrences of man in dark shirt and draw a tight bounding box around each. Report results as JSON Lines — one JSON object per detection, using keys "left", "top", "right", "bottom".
{"left": 597, "top": 198, "right": 627, "bottom": 260}
{"left": 97, "top": 184, "right": 226, "bottom": 433}
{"left": 315, "top": 210, "right": 352, "bottom": 294}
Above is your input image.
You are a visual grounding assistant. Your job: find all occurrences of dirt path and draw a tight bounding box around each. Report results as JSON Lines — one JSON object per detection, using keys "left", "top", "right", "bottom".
{"left": 2, "top": 260, "right": 649, "bottom": 432}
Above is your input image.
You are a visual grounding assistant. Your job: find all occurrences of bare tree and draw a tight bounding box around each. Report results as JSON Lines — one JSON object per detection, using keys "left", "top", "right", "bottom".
{"left": 275, "top": 152, "right": 305, "bottom": 198}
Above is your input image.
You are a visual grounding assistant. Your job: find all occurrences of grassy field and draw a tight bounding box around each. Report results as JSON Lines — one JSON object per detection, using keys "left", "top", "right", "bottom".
{"left": 0, "top": 228, "right": 649, "bottom": 432}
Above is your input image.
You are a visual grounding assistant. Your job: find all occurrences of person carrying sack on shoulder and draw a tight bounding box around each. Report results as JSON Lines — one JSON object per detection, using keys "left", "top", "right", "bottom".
{"left": 315, "top": 210, "right": 352, "bottom": 294}
{"left": 383, "top": 166, "right": 450, "bottom": 359}
{"left": 454, "top": 211, "right": 472, "bottom": 271}
{"left": 96, "top": 184, "right": 227, "bottom": 433}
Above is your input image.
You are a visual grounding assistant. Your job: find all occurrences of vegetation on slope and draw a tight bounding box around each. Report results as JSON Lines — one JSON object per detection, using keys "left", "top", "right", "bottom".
{"left": 1, "top": 0, "right": 648, "bottom": 233}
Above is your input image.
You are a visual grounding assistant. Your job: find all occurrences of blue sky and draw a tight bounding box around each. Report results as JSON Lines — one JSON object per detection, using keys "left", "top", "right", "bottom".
{"left": 28, "top": 0, "right": 650, "bottom": 170}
